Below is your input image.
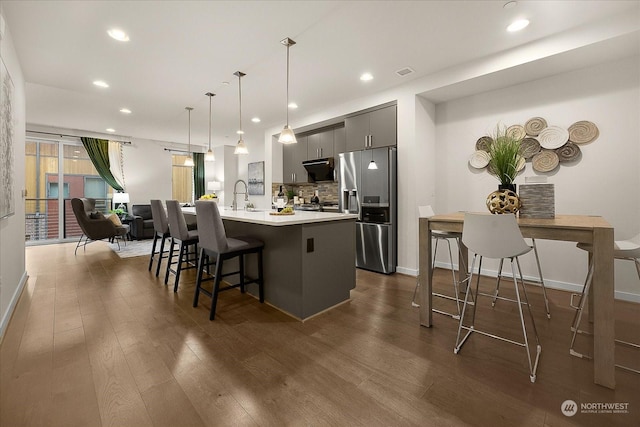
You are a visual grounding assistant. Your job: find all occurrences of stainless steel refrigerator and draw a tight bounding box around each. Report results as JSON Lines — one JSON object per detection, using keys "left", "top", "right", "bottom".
{"left": 338, "top": 147, "right": 397, "bottom": 274}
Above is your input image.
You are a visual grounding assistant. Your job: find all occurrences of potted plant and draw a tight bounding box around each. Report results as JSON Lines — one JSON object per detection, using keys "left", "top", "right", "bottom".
{"left": 487, "top": 125, "right": 523, "bottom": 193}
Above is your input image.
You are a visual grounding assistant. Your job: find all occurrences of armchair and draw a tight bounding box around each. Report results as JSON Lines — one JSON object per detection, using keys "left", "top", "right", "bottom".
{"left": 129, "top": 204, "right": 155, "bottom": 240}
{"left": 71, "top": 198, "right": 129, "bottom": 254}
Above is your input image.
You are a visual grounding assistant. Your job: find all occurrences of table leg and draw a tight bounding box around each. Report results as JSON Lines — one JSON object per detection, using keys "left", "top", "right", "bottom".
{"left": 592, "top": 227, "right": 615, "bottom": 389}
{"left": 419, "top": 218, "right": 433, "bottom": 327}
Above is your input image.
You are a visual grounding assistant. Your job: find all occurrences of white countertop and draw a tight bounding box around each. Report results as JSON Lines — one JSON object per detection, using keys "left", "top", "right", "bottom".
{"left": 182, "top": 206, "right": 358, "bottom": 226}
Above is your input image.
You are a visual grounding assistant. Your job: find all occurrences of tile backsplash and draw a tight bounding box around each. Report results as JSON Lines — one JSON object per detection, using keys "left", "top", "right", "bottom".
{"left": 272, "top": 182, "right": 339, "bottom": 204}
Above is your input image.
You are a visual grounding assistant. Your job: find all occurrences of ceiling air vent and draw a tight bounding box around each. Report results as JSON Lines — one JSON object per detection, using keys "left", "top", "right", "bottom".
{"left": 395, "top": 67, "right": 415, "bottom": 77}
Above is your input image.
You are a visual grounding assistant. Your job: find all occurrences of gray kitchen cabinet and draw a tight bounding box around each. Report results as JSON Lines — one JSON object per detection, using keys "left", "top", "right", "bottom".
{"left": 283, "top": 135, "right": 308, "bottom": 183}
{"left": 345, "top": 104, "right": 397, "bottom": 152}
{"left": 307, "top": 129, "right": 334, "bottom": 160}
{"left": 334, "top": 126, "right": 346, "bottom": 155}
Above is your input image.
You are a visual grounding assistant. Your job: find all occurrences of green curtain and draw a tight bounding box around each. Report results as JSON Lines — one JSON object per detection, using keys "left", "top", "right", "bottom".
{"left": 193, "top": 152, "right": 205, "bottom": 200}
{"left": 81, "top": 137, "right": 124, "bottom": 191}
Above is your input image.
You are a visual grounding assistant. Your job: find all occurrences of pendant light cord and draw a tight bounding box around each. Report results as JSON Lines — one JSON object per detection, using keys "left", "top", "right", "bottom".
{"left": 286, "top": 43, "right": 290, "bottom": 126}
{"left": 208, "top": 96, "right": 212, "bottom": 149}
{"left": 238, "top": 75, "right": 243, "bottom": 134}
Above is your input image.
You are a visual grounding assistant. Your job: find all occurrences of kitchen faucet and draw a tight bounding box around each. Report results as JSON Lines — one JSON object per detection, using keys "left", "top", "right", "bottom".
{"left": 232, "top": 179, "right": 249, "bottom": 211}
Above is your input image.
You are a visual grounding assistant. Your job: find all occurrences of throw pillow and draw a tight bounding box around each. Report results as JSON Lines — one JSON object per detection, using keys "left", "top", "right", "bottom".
{"left": 89, "top": 211, "right": 105, "bottom": 220}
{"left": 107, "top": 214, "right": 122, "bottom": 226}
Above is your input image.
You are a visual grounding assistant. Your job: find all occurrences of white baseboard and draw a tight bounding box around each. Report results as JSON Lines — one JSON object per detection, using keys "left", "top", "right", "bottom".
{"left": 0, "top": 271, "right": 28, "bottom": 343}
{"left": 398, "top": 261, "right": 640, "bottom": 303}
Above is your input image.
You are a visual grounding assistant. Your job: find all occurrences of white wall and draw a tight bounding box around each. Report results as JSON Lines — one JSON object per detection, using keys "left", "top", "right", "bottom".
{"left": 434, "top": 56, "right": 640, "bottom": 299}
{"left": 0, "top": 13, "right": 27, "bottom": 338}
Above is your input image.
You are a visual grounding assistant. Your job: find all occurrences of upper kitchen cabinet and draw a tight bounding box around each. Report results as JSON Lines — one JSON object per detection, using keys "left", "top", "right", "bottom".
{"left": 345, "top": 104, "right": 397, "bottom": 152}
{"left": 283, "top": 135, "right": 308, "bottom": 184}
{"left": 334, "top": 126, "right": 346, "bottom": 155}
{"left": 307, "top": 129, "right": 335, "bottom": 160}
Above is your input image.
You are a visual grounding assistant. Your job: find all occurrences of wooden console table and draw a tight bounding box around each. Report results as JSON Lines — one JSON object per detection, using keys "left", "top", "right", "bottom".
{"left": 418, "top": 212, "right": 615, "bottom": 389}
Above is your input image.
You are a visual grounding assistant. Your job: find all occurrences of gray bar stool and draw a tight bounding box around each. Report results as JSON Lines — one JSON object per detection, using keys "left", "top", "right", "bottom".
{"left": 165, "top": 200, "right": 199, "bottom": 292}
{"left": 455, "top": 213, "right": 542, "bottom": 383}
{"left": 193, "top": 200, "right": 265, "bottom": 320}
{"left": 571, "top": 234, "right": 640, "bottom": 373}
{"left": 149, "top": 199, "right": 170, "bottom": 277}
{"left": 412, "top": 205, "right": 467, "bottom": 319}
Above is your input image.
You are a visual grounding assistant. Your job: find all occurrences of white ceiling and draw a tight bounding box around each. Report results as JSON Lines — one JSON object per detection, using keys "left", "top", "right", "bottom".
{"left": 2, "top": 1, "right": 639, "bottom": 149}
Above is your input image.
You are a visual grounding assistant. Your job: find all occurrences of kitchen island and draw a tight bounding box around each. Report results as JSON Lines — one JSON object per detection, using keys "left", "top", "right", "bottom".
{"left": 182, "top": 207, "right": 358, "bottom": 320}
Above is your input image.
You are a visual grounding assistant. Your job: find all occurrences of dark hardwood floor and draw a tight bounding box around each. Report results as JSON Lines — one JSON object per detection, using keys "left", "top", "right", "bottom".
{"left": 1, "top": 242, "right": 638, "bottom": 426}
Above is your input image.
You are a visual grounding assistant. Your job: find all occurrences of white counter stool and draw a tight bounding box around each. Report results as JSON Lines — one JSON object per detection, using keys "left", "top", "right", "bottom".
{"left": 490, "top": 238, "right": 551, "bottom": 319}
{"left": 165, "top": 200, "right": 199, "bottom": 292}
{"left": 455, "top": 213, "right": 542, "bottom": 383}
{"left": 412, "top": 206, "right": 467, "bottom": 319}
{"left": 149, "top": 199, "right": 170, "bottom": 277}
{"left": 570, "top": 234, "right": 640, "bottom": 374}
{"left": 193, "top": 200, "right": 265, "bottom": 320}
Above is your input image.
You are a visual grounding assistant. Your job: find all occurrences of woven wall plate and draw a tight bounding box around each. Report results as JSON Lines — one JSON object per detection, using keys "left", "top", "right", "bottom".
{"left": 524, "top": 117, "right": 547, "bottom": 136}
{"left": 469, "top": 150, "right": 490, "bottom": 169}
{"left": 507, "top": 124, "right": 526, "bottom": 141}
{"left": 555, "top": 142, "right": 581, "bottom": 162}
{"left": 519, "top": 137, "right": 541, "bottom": 159}
{"left": 538, "top": 125, "right": 569, "bottom": 149}
{"left": 516, "top": 156, "right": 526, "bottom": 172}
{"left": 532, "top": 150, "right": 560, "bottom": 172}
{"left": 475, "top": 136, "right": 493, "bottom": 151}
{"left": 568, "top": 121, "right": 599, "bottom": 144}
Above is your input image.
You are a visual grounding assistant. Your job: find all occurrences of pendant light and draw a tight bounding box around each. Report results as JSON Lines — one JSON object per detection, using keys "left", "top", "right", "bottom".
{"left": 184, "top": 107, "right": 195, "bottom": 167}
{"left": 204, "top": 92, "right": 216, "bottom": 161}
{"left": 367, "top": 149, "right": 378, "bottom": 170}
{"left": 234, "top": 71, "right": 249, "bottom": 155}
{"left": 278, "top": 37, "right": 297, "bottom": 144}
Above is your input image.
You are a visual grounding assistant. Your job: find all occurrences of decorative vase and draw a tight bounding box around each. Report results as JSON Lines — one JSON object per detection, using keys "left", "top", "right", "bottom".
{"left": 498, "top": 183, "right": 517, "bottom": 193}
{"left": 486, "top": 189, "right": 520, "bottom": 214}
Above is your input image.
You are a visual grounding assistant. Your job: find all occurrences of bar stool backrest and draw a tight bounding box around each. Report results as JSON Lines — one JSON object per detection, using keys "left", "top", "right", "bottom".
{"left": 150, "top": 199, "right": 169, "bottom": 234}
{"left": 165, "top": 200, "right": 190, "bottom": 241}
{"left": 462, "top": 213, "right": 530, "bottom": 259}
{"left": 418, "top": 205, "right": 436, "bottom": 218}
{"left": 195, "top": 201, "right": 229, "bottom": 253}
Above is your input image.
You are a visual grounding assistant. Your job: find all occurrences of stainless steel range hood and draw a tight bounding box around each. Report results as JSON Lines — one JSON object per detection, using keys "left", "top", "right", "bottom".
{"left": 302, "top": 157, "right": 335, "bottom": 182}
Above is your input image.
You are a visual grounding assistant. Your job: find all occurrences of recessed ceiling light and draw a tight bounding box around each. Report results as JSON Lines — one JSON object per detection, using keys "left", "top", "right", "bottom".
{"left": 119, "top": 108, "right": 132, "bottom": 114}
{"left": 93, "top": 80, "right": 109, "bottom": 88}
{"left": 106, "top": 128, "right": 115, "bottom": 133}
{"left": 107, "top": 28, "right": 129, "bottom": 42}
{"left": 288, "top": 102, "right": 298, "bottom": 109}
{"left": 507, "top": 19, "right": 529, "bottom": 32}
{"left": 222, "top": 81, "right": 230, "bottom": 85}
{"left": 251, "top": 117, "right": 261, "bottom": 123}
{"left": 360, "top": 73, "right": 374, "bottom": 81}
{"left": 236, "top": 130, "right": 244, "bottom": 135}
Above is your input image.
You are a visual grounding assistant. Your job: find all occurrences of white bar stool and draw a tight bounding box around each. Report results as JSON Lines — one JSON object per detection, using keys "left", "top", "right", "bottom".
{"left": 454, "top": 213, "right": 542, "bottom": 383}
{"left": 571, "top": 234, "right": 640, "bottom": 374}
{"left": 490, "top": 238, "right": 551, "bottom": 319}
{"left": 412, "top": 206, "right": 468, "bottom": 320}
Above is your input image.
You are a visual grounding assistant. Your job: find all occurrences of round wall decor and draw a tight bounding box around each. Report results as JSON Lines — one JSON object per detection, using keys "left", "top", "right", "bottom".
{"left": 476, "top": 136, "right": 493, "bottom": 151}
{"left": 507, "top": 124, "right": 526, "bottom": 141}
{"left": 555, "top": 142, "right": 581, "bottom": 162}
{"left": 538, "top": 126, "right": 569, "bottom": 149}
{"left": 524, "top": 117, "right": 547, "bottom": 136}
{"left": 568, "top": 121, "right": 599, "bottom": 144}
{"left": 532, "top": 150, "right": 560, "bottom": 172}
{"left": 519, "top": 137, "right": 541, "bottom": 159}
{"left": 469, "top": 150, "right": 490, "bottom": 169}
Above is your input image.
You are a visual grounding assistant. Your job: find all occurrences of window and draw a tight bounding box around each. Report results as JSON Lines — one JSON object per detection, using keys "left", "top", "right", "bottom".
{"left": 25, "top": 138, "right": 112, "bottom": 243}
{"left": 172, "top": 154, "right": 194, "bottom": 203}
{"left": 47, "top": 182, "right": 69, "bottom": 198}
